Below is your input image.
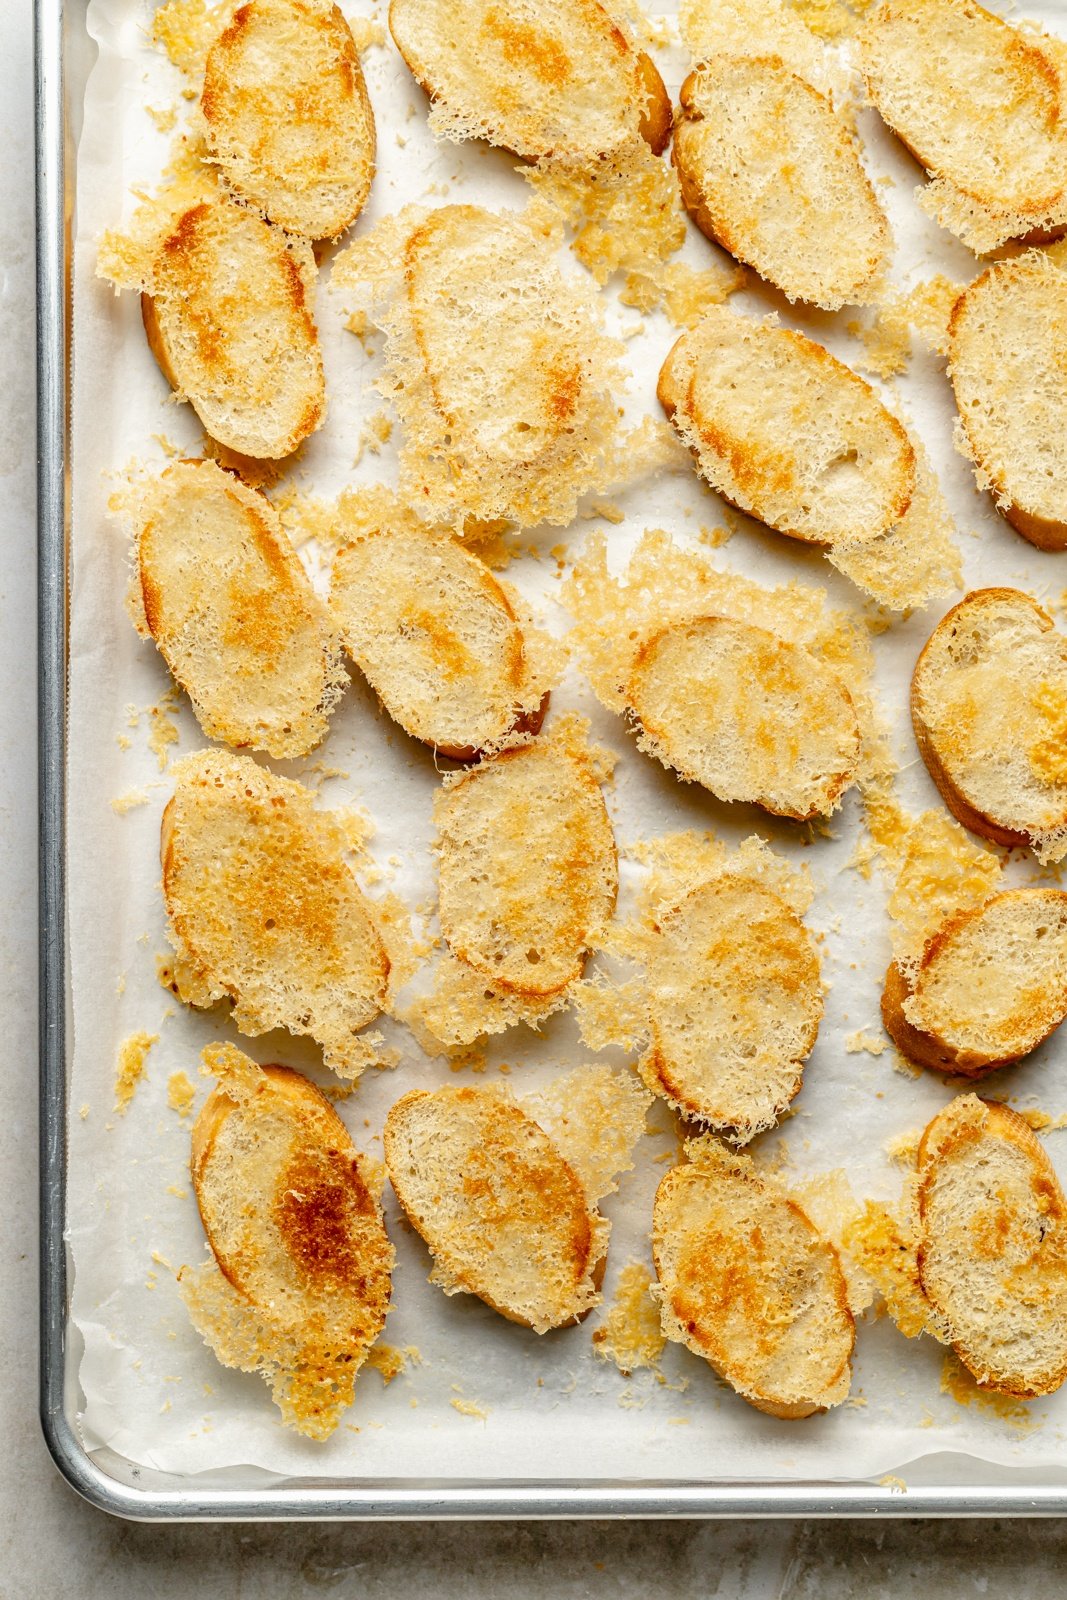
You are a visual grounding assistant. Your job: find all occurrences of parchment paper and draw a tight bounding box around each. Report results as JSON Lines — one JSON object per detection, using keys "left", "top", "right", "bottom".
{"left": 68, "top": 0, "right": 1067, "bottom": 1483}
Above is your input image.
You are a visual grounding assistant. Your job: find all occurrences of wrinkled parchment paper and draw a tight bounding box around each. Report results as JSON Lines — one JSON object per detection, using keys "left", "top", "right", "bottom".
{"left": 68, "top": 0, "right": 1067, "bottom": 1484}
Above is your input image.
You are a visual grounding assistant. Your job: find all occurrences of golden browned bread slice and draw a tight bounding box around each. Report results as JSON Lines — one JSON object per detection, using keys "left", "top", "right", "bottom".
{"left": 201, "top": 0, "right": 375, "bottom": 239}
{"left": 883, "top": 888, "right": 1067, "bottom": 1078}
{"left": 131, "top": 458, "right": 345, "bottom": 758}
{"left": 916, "top": 1095, "right": 1067, "bottom": 1397}
{"left": 628, "top": 614, "right": 861, "bottom": 820}
{"left": 162, "top": 750, "right": 389, "bottom": 1076}
{"left": 642, "top": 875, "right": 823, "bottom": 1138}
{"left": 388, "top": 0, "right": 671, "bottom": 163}
{"left": 673, "top": 55, "right": 890, "bottom": 310}
{"left": 141, "top": 193, "right": 325, "bottom": 459}
{"left": 434, "top": 720, "right": 617, "bottom": 998}
{"left": 330, "top": 518, "right": 548, "bottom": 762}
{"left": 181, "top": 1043, "right": 393, "bottom": 1438}
{"left": 858, "top": 0, "right": 1067, "bottom": 253}
{"left": 653, "top": 1136, "right": 854, "bottom": 1417}
{"left": 384, "top": 1070, "right": 647, "bottom": 1332}
{"left": 947, "top": 254, "right": 1067, "bottom": 551}
{"left": 658, "top": 307, "right": 915, "bottom": 549}
{"left": 332, "top": 204, "right": 626, "bottom": 530}
{"left": 911, "top": 588, "right": 1067, "bottom": 862}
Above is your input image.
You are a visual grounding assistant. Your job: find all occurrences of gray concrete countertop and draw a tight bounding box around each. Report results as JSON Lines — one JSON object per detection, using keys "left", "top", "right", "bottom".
{"left": 4, "top": 4, "right": 1067, "bottom": 1591}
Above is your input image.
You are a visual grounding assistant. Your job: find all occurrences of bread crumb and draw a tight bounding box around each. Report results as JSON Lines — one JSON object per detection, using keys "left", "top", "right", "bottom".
{"left": 167, "top": 1071, "right": 196, "bottom": 1120}
{"left": 146, "top": 105, "right": 178, "bottom": 134}
{"left": 366, "top": 1344, "right": 412, "bottom": 1384}
{"left": 147, "top": 690, "right": 182, "bottom": 772}
{"left": 844, "top": 1029, "right": 888, "bottom": 1056}
{"left": 584, "top": 499, "right": 625, "bottom": 524}
{"left": 115, "top": 1031, "right": 158, "bottom": 1114}
{"left": 449, "top": 1389, "right": 488, "bottom": 1421}
{"left": 591, "top": 1263, "right": 667, "bottom": 1375}
{"left": 111, "top": 788, "right": 149, "bottom": 815}
{"left": 878, "top": 1475, "right": 908, "bottom": 1494}
{"left": 79, "top": 1103, "right": 90, "bottom": 1120}
{"left": 150, "top": 434, "right": 182, "bottom": 460}
{"left": 167, "top": 1184, "right": 189, "bottom": 1199}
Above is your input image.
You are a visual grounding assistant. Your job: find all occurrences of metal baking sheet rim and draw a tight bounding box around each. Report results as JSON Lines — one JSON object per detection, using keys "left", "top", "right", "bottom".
{"left": 33, "top": 0, "right": 1067, "bottom": 1521}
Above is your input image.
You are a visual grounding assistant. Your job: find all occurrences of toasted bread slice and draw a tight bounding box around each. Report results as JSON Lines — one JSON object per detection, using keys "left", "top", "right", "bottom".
{"left": 643, "top": 875, "right": 823, "bottom": 1138}
{"left": 911, "top": 588, "right": 1067, "bottom": 862}
{"left": 330, "top": 519, "right": 548, "bottom": 762}
{"left": 388, "top": 0, "right": 671, "bottom": 163}
{"left": 628, "top": 614, "right": 861, "bottom": 820}
{"left": 653, "top": 1136, "right": 854, "bottom": 1417}
{"left": 132, "top": 459, "right": 344, "bottom": 758}
{"left": 435, "top": 722, "right": 617, "bottom": 998}
{"left": 201, "top": 0, "right": 375, "bottom": 240}
{"left": 916, "top": 1095, "right": 1067, "bottom": 1397}
{"left": 162, "top": 750, "right": 389, "bottom": 1076}
{"left": 858, "top": 0, "right": 1067, "bottom": 252}
{"left": 882, "top": 888, "right": 1067, "bottom": 1078}
{"left": 333, "top": 203, "right": 625, "bottom": 528}
{"left": 402, "top": 204, "right": 617, "bottom": 523}
{"left": 141, "top": 194, "right": 325, "bottom": 459}
{"left": 384, "top": 1084, "right": 607, "bottom": 1332}
{"left": 673, "top": 56, "right": 889, "bottom": 310}
{"left": 658, "top": 308, "right": 915, "bottom": 549}
{"left": 182, "top": 1044, "right": 393, "bottom": 1438}
{"left": 947, "top": 255, "right": 1067, "bottom": 551}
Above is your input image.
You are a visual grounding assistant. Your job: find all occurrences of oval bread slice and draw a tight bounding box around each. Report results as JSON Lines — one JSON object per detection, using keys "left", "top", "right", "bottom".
{"left": 331, "top": 521, "right": 547, "bottom": 762}
{"left": 643, "top": 875, "right": 823, "bottom": 1138}
{"left": 193, "top": 1061, "right": 393, "bottom": 1324}
{"left": 141, "top": 195, "right": 325, "bottom": 460}
{"left": 917, "top": 1095, "right": 1067, "bottom": 1397}
{"left": 948, "top": 255, "right": 1067, "bottom": 552}
{"left": 388, "top": 0, "right": 671, "bottom": 162}
{"left": 658, "top": 307, "right": 915, "bottom": 549}
{"left": 162, "top": 750, "right": 389, "bottom": 1076}
{"left": 405, "top": 205, "right": 589, "bottom": 472}
{"left": 653, "top": 1138, "right": 854, "bottom": 1417}
{"left": 859, "top": 0, "right": 1067, "bottom": 238}
{"left": 628, "top": 614, "right": 861, "bottom": 819}
{"left": 135, "top": 459, "right": 344, "bottom": 758}
{"left": 384, "top": 1085, "right": 605, "bottom": 1332}
{"left": 435, "top": 732, "right": 617, "bottom": 997}
{"left": 201, "top": 0, "right": 376, "bottom": 239}
{"left": 883, "top": 888, "right": 1067, "bottom": 1078}
{"left": 186, "top": 1050, "right": 394, "bottom": 1437}
{"left": 911, "top": 588, "right": 1067, "bottom": 861}
{"left": 673, "top": 55, "right": 889, "bottom": 310}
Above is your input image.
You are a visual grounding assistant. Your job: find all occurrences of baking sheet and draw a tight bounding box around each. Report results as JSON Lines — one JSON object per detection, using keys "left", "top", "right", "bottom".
{"left": 68, "top": 0, "right": 1067, "bottom": 1484}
